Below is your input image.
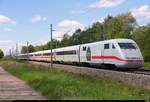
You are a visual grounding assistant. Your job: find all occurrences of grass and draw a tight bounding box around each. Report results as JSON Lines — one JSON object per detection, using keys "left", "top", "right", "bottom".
{"left": 144, "top": 62, "right": 150, "bottom": 70}
{"left": 0, "top": 59, "right": 150, "bottom": 100}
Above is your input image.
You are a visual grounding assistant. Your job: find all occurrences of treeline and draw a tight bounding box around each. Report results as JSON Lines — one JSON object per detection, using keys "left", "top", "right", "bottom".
{"left": 21, "top": 12, "right": 150, "bottom": 62}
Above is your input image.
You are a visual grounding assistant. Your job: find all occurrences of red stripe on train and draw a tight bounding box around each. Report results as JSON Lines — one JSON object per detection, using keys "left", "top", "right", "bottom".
{"left": 31, "top": 56, "right": 143, "bottom": 63}
{"left": 92, "top": 56, "right": 144, "bottom": 62}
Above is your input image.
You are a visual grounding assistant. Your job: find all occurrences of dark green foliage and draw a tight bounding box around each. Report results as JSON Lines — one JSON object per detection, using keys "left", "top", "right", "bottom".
{"left": 103, "top": 12, "right": 136, "bottom": 39}
{"left": 21, "top": 44, "right": 35, "bottom": 54}
{"left": 133, "top": 25, "right": 150, "bottom": 62}
{"left": 28, "top": 45, "right": 35, "bottom": 53}
{"left": 21, "top": 46, "right": 27, "bottom": 54}
{"left": 0, "top": 49, "right": 4, "bottom": 59}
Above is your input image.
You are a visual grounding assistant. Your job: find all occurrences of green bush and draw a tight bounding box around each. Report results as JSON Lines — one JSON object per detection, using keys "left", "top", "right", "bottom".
{"left": 0, "top": 49, "right": 4, "bottom": 59}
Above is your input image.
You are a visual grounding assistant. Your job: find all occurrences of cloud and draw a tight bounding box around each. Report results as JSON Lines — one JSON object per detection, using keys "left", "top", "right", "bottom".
{"left": 0, "top": 40, "right": 14, "bottom": 55}
{"left": 0, "top": 28, "right": 13, "bottom": 32}
{"left": 58, "top": 19, "right": 84, "bottom": 28}
{"left": 53, "top": 20, "right": 85, "bottom": 40}
{"left": 0, "top": 40, "right": 13, "bottom": 43}
{"left": 31, "top": 40, "right": 48, "bottom": 46}
{"left": 0, "top": 15, "right": 16, "bottom": 25}
{"left": 131, "top": 5, "right": 150, "bottom": 19}
{"left": 32, "top": 15, "right": 47, "bottom": 23}
{"left": 92, "top": 17, "right": 105, "bottom": 24}
{"left": 3, "top": 28, "right": 12, "bottom": 32}
{"left": 53, "top": 31, "right": 65, "bottom": 41}
{"left": 89, "top": 0, "right": 125, "bottom": 8}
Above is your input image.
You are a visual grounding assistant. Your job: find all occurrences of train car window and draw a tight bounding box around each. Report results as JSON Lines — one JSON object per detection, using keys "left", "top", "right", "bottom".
{"left": 112, "top": 44, "right": 116, "bottom": 49}
{"left": 35, "top": 54, "right": 42, "bottom": 56}
{"left": 64, "top": 50, "right": 76, "bottom": 55}
{"left": 104, "top": 44, "right": 109, "bottom": 49}
{"left": 56, "top": 50, "right": 76, "bottom": 55}
{"left": 56, "top": 51, "right": 64, "bottom": 55}
{"left": 83, "top": 47, "right": 87, "bottom": 51}
{"left": 43, "top": 53, "right": 52, "bottom": 56}
{"left": 118, "top": 43, "right": 137, "bottom": 49}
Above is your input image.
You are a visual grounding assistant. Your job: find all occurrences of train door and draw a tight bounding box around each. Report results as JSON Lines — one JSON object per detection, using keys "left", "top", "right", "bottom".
{"left": 101, "top": 44, "right": 105, "bottom": 64}
{"left": 80, "top": 45, "right": 88, "bottom": 63}
{"left": 103, "top": 43, "right": 119, "bottom": 65}
{"left": 90, "top": 44, "right": 103, "bottom": 64}
{"left": 54, "top": 50, "right": 57, "bottom": 62}
{"left": 78, "top": 45, "right": 81, "bottom": 63}
{"left": 110, "top": 43, "right": 119, "bottom": 64}
{"left": 103, "top": 43, "right": 111, "bottom": 64}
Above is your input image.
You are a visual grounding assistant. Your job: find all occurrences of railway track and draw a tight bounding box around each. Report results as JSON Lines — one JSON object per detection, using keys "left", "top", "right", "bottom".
{"left": 126, "top": 69, "right": 150, "bottom": 76}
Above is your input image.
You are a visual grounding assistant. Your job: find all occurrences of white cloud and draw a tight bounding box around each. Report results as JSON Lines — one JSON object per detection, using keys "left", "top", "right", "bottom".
{"left": 0, "top": 28, "right": 13, "bottom": 32}
{"left": 0, "top": 15, "right": 16, "bottom": 25}
{"left": 0, "top": 40, "right": 28, "bottom": 56}
{"left": 131, "top": 5, "right": 150, "bottom": 19}
{"left": 3, "top": 28, "right": 13, "bottom": 32}
{"left": 58, "top": 19, "right": 84, "bottom": 28}
{"left": 53, "top": 31, "right": 65, "bottom": 41}
{"left": 92, "top": 17, "right": 105, "bottom": 24}
{"left": 56, "top": 19, "right": 85, "bottom": 40}
{"left": 32, "top": 15, "right": 47, "bottom": 23}
{"left": 0, "top": 40, "right": 13, "bottom": 43}
{"left": 89, "top": 0, "right": 125, "bottom": 8}
{"left": 31, "top": 40, "right": 48, "bottom": 46}
{"left": 0, "top": 40, "right": 14, "bottom": 55}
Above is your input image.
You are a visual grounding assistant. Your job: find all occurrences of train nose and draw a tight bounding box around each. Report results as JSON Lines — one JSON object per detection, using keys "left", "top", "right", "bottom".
{"left": 125, "top": 57, "right": 144, "bottom": 68}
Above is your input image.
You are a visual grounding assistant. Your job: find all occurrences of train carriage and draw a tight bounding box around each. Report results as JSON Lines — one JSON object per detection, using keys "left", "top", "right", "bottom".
{"left": 55, "top": 45, "right": 80, "bottom": 64}
{"left": 79, "top": 39, "right": 144, "bottom": 68}
{"left": 17, "top": 39, "right": 144, "bottom": 69}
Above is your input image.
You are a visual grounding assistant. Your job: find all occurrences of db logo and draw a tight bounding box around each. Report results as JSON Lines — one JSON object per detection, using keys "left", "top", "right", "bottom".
{"left": 86, "top": 47, "right": 91, "bottom": 61}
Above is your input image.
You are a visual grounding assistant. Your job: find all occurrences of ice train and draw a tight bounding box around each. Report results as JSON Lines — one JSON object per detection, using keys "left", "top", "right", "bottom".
{"left": 17, "top": 39, "right": 144, "bottom": 69}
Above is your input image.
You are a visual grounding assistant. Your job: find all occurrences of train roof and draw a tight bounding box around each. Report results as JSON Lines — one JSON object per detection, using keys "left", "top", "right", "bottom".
{"left": 19, "top": 39, "right": 135, "bottom": 55}
{"left": 78, "top": 39, "right": 135, "bottom": 46}
{"left": 54, "top": 39, "right": 135, "bottom": 49}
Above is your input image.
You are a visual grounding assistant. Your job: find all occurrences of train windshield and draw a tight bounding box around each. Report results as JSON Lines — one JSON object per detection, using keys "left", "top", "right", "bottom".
{"left": 118, "top": 43, "right": 137, "bottom": 49}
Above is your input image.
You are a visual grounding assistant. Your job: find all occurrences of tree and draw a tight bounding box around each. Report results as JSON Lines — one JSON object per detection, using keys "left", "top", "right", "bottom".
{"left": 28, "top": 45, "right": 35, "bottom": 53}
{"left": 21, "top": 46, "right": 27, "bottom": 54}
{"left": 103, "top": 12, "right": 136, "bottom": 39}
{"left": 60, "top": 34, "right": 70, "bottom": 47}
{"left": 21, "top": 44, "right": 35, "bottom": 54}
{"left": 133, "top": 25, "right": 150, "bottom": 61}
{"left": 0, "top": 49, "right": 4, "bottom": 59}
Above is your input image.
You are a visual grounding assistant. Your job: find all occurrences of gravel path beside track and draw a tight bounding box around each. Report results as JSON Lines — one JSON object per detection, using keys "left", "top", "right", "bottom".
{"left": 0, "top": 67, "right": 48, "bottom": 100}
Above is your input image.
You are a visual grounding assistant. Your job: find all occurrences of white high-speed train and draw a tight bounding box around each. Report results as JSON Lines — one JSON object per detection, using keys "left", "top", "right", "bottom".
{"left": 17, "top": 39, "right": 144, "bottom": 69}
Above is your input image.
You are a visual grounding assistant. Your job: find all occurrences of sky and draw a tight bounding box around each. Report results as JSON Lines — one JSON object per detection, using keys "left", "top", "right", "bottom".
{"left": 0, "top": 0, "right": 150, "bottom": 55}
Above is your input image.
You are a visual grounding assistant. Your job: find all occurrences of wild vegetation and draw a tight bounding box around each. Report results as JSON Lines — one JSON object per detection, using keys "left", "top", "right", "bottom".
{"left": 0, "top": 60, "right": 150, "bottom": 100}
{"left": 21, "top": 12, "right": 150, "bottom": 62}
{"left": 0, "top": 49, "right": 4, "bottom": 59}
